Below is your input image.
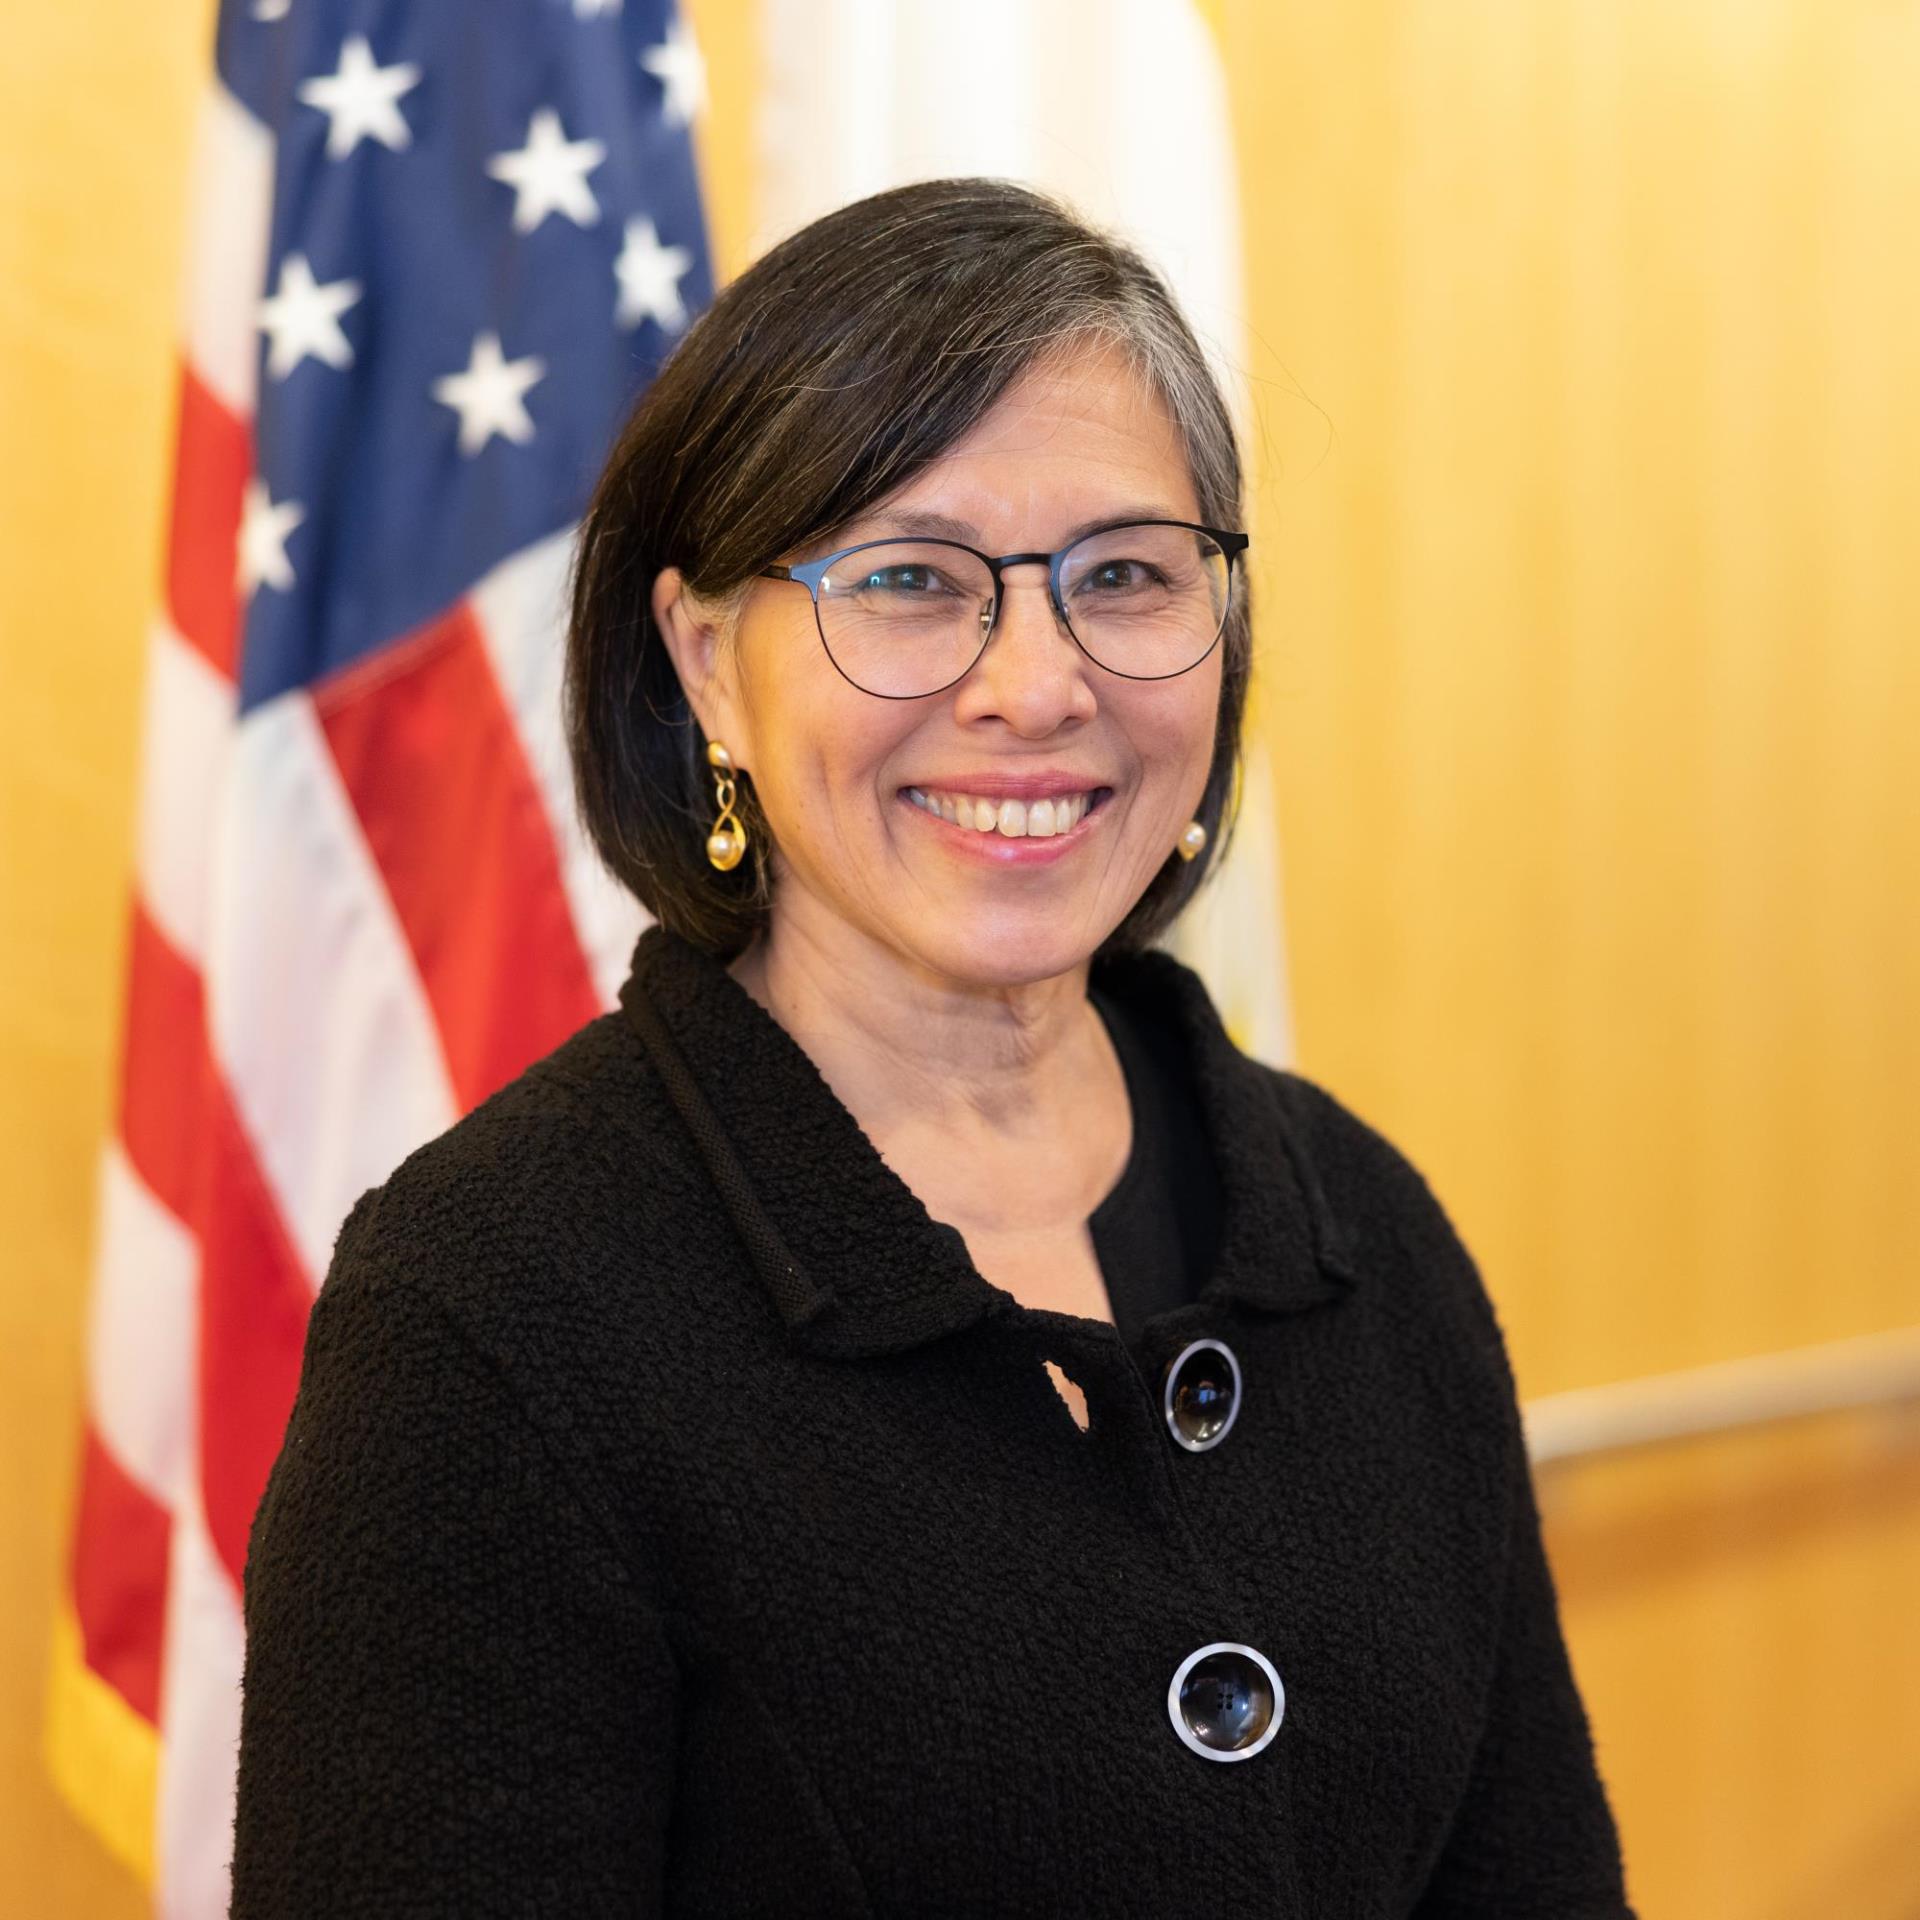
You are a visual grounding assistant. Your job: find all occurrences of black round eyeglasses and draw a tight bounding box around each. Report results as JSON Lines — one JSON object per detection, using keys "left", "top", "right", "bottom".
{"left": 758, "top": 519, "right": 1249, "bottom": 700}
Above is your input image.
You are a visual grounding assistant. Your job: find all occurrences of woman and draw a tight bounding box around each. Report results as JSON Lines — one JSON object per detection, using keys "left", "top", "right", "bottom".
{"left": 230, "top": 178, "right": 1634, "bottom": 1917}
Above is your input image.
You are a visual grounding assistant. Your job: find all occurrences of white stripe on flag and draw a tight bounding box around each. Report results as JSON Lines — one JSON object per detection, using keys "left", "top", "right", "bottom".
{"left": 208, "top": 691, "right": 459, "bottom": 1285}
{"left": 135, "top": 613, "right": 236, "bottom": 968}
{"left": 88, "top": 1141, "right": 198, "bottom": 1509}
{"left": 180, "top": 81, "right": 275, "bottom": 420}
{"left": 153, "top": 1485, "right": 245, "bottom": 1920}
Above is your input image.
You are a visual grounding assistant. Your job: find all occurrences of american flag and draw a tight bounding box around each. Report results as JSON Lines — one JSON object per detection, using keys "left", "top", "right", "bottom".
{"left": 48, "top": 2, "right": 710, "bottom": 1909}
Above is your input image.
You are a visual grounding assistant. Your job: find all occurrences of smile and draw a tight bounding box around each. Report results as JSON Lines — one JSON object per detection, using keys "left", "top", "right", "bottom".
{"left": 903, "top": 786, "right": 1109, "bottom": 838}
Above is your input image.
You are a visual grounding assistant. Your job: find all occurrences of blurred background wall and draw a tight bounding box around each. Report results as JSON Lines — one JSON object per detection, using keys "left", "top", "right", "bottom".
{"left": 4, "top": 4, "right": 222, "bottom": 1915}
{"left": 4, "top": 1, "right": 1915, "bottom": 1913}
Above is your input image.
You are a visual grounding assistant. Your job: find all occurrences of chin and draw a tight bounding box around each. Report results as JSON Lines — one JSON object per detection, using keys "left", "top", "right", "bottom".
{"left": 897, "top": 914, "right": 1110, "bottom": 992}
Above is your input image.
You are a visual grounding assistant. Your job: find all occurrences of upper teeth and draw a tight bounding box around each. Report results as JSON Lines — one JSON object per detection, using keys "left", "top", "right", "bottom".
{"left": 905, "top": 788, "right": 1098, "bottom": 838}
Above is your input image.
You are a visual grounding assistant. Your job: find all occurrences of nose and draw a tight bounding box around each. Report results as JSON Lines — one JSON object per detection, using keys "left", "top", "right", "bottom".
{"left": 956, "top": 560, "right": 1097, "bottom": 730}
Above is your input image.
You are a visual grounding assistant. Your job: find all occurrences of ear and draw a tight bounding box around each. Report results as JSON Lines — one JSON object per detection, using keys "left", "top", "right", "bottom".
{"left": 651, "top": 566, "right": 754, "bottom": 766}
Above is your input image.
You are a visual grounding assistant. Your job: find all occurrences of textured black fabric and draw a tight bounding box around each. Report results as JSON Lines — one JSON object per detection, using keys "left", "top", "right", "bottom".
{"left": 231, "top": 922, "right": 1636, "bottom": 1919}
{"left": 1087, "top": 981, "right": 1221, "bottom": 1341}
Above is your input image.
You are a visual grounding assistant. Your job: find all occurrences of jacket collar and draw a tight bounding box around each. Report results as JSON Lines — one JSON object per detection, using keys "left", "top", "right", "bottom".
{"left": 618, "top": 922, "right": 1356, "bottom": 1360}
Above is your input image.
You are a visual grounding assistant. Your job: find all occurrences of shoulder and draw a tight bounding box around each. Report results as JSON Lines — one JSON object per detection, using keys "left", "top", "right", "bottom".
{"left": 314, "top": 1007, "right": 683, "bottom": 1347}
{"left": 1263, "top": 1064, "right": 1517, "bottom": 1393}
{"left": 1267, "top": 1067, "right": 1479, "bottom": 1270}
{"left": 290, "top": 1008, "right": 718, "bottom": 1520}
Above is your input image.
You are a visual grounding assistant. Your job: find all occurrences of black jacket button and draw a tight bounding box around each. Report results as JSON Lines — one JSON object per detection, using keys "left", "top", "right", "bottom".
{"left": 1161, "top": 1338, "right": 1241, "bottom": 1451}
{"left": 1167, "top": 1643, "right": 1284, "bottom": 1760}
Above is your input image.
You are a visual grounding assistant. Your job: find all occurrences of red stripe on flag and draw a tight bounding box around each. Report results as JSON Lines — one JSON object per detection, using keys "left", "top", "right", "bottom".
{"left": 119, "top": 902, "right": 209, "bottom": 1226}
{"left": 117, "top": 901, "right": 312, "bottom": 1591}
{"left": 196, "top": 1058, "right": 317, "bottom": 1591}
{"left": 316, "top": 602, "right": 601, "bottom": 1110}
{"left": 164, "top": 363, "right": 249, "bottom": 681}
{"left": 70, "top": 1424, "right": 172, "bottom": 1727}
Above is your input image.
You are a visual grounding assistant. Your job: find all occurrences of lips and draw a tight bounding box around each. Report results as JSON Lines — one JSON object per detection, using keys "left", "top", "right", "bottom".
{"left": 897, "top": 784, "right": 1114, "bottom": 862}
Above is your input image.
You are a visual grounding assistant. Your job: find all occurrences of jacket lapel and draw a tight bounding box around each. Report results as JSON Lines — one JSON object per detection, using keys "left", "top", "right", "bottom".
{"left": 618, "top": 924, "right": 1355, "bottom": 1360}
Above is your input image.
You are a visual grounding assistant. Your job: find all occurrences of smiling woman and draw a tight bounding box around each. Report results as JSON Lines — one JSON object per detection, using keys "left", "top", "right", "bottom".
{"left": 228, "top": 178, "right": 1634, "bottom": 1917}
{"left": 565, "top": 176, "right": 1254, "bottom": 969}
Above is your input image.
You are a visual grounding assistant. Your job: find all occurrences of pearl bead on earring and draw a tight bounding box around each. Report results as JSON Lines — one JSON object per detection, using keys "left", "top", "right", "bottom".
{"left": 1176, "top": 819, "right": 1208, "bottom": 862}
{"left": 705, "top": 740, "right": 747, "bottom": 872}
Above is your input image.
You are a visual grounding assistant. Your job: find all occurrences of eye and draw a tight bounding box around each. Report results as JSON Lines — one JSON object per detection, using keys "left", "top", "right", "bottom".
{"left": 856, "top": 562, "right": 962, "bottom": 596}
{"left": 1078, "top": 557, "right": 1167, "bottom": 594}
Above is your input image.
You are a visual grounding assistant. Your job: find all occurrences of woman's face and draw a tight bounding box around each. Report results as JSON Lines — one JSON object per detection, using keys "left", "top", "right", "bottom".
{"left": 661, "top": 339, "right": 1226, "bottom": 990}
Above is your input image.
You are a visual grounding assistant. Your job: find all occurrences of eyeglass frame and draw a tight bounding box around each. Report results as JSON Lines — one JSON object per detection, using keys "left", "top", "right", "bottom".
{"left": 757, "top": 519, "right": 1251, "bottom": 700}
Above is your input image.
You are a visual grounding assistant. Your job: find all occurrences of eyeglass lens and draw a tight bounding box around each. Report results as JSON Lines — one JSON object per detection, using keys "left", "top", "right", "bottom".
{"left": 811, "top": 523, "right": 1232, "bottom": 699}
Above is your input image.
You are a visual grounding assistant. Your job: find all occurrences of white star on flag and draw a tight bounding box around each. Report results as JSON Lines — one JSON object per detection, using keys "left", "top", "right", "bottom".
{"left": 251, "top": 0, "right": 291, "bottom": 19}
{"left": 485, "top": 109, "right": 607, "bottom": 235}
{"left": 639, "top": 18, "right": 705, "bottom": 127}
{"left": 573, "top": 0, "right": 622, "bottom": 15}
{"left": 236, "top": 479, "right": 306, "bottom": 593}
{"left": 296, "top": 34, "right": 422, "bottom": 159}
{"left": 431, "top": 332, "right": 547, "bottom": 455}
{"left": 258, "top": 253, "right": 362, "bottom": 378}
{"left": 615, "top": 216, "right": 694, "bottom": 332}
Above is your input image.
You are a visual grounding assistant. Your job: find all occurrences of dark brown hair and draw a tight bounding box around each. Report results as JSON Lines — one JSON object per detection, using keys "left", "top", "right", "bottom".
{"left": 564, "top": 176, "right": 1251, "bottom": 962}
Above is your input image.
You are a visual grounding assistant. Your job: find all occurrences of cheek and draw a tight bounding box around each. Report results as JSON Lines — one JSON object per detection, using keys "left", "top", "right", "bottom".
{"left": 748, "top": 704, "right": 917, "bottom": 844}
{"left": 1181, "top": 664, "right": 1227, "bottom": 781}
{"left": 1123, "top": 676, "right": 1222, "bottom": 795}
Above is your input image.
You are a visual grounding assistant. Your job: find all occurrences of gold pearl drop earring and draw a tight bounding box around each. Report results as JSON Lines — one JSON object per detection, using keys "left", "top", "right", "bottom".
{"left": 705, "top": 740, "right": 747, "bottom": 872}
{"left": 1176, "top": 819, "right": 1208, "bottom": 862}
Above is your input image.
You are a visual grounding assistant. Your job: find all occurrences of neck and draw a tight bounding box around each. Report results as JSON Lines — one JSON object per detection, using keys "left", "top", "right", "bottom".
{"left": 726, "top": 904, "right": 1126, "bottom": 1233}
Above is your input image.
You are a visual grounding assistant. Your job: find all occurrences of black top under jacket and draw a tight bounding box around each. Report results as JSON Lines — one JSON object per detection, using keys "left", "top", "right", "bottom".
{"left": 230, "top": 921, "right": 1636, "bottom": 1919}
{"left": 1086, "top": 980, "right": 1222, "bottom": 1340}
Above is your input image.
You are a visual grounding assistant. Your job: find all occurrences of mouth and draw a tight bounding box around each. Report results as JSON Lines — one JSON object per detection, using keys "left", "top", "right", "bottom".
{"left": 906, "top": 783, "right": 1121, "bottom": 844}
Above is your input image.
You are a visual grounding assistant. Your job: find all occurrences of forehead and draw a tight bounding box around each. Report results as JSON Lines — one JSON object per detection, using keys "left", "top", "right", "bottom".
{"left": 950, "top": 340, "right": 1184, "bottom": 469}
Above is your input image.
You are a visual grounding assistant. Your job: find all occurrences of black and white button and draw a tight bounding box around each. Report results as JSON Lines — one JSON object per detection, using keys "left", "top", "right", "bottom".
{"left": 1161, "top": 1337, "right": 1241, "bottom": 1451}
{"left": 1167, "top": 1641, "right": 1284, "bottom": 1760}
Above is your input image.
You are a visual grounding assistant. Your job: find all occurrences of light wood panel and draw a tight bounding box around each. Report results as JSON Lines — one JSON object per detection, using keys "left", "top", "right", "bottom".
{"left": 1225, "top": 0, "right": 1918, "bottom": 1384}
{"left": 1216, "top": 2, "right": 1920, "bottom": 1910}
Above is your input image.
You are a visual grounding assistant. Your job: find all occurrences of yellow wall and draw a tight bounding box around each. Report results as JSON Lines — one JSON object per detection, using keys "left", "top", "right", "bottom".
{"left": 1216, "top": 1, "right": 1920, "bottom": 1911}
{"left": 1, "top": 1, "right": 215, "bottom": 1911}
{"left": 5, "top": 1, "right": 1915, "bottom": 1913}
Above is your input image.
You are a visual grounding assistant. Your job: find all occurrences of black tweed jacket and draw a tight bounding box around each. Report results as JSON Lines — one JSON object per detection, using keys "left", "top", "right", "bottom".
{"left": 230, "top": 922, "right": 1635, "bottom": 1918}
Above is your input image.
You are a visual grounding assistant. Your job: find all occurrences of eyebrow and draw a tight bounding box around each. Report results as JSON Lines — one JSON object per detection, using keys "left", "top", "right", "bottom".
{"left": 829, "top": 503, "right": 1190, "bottom": 550}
